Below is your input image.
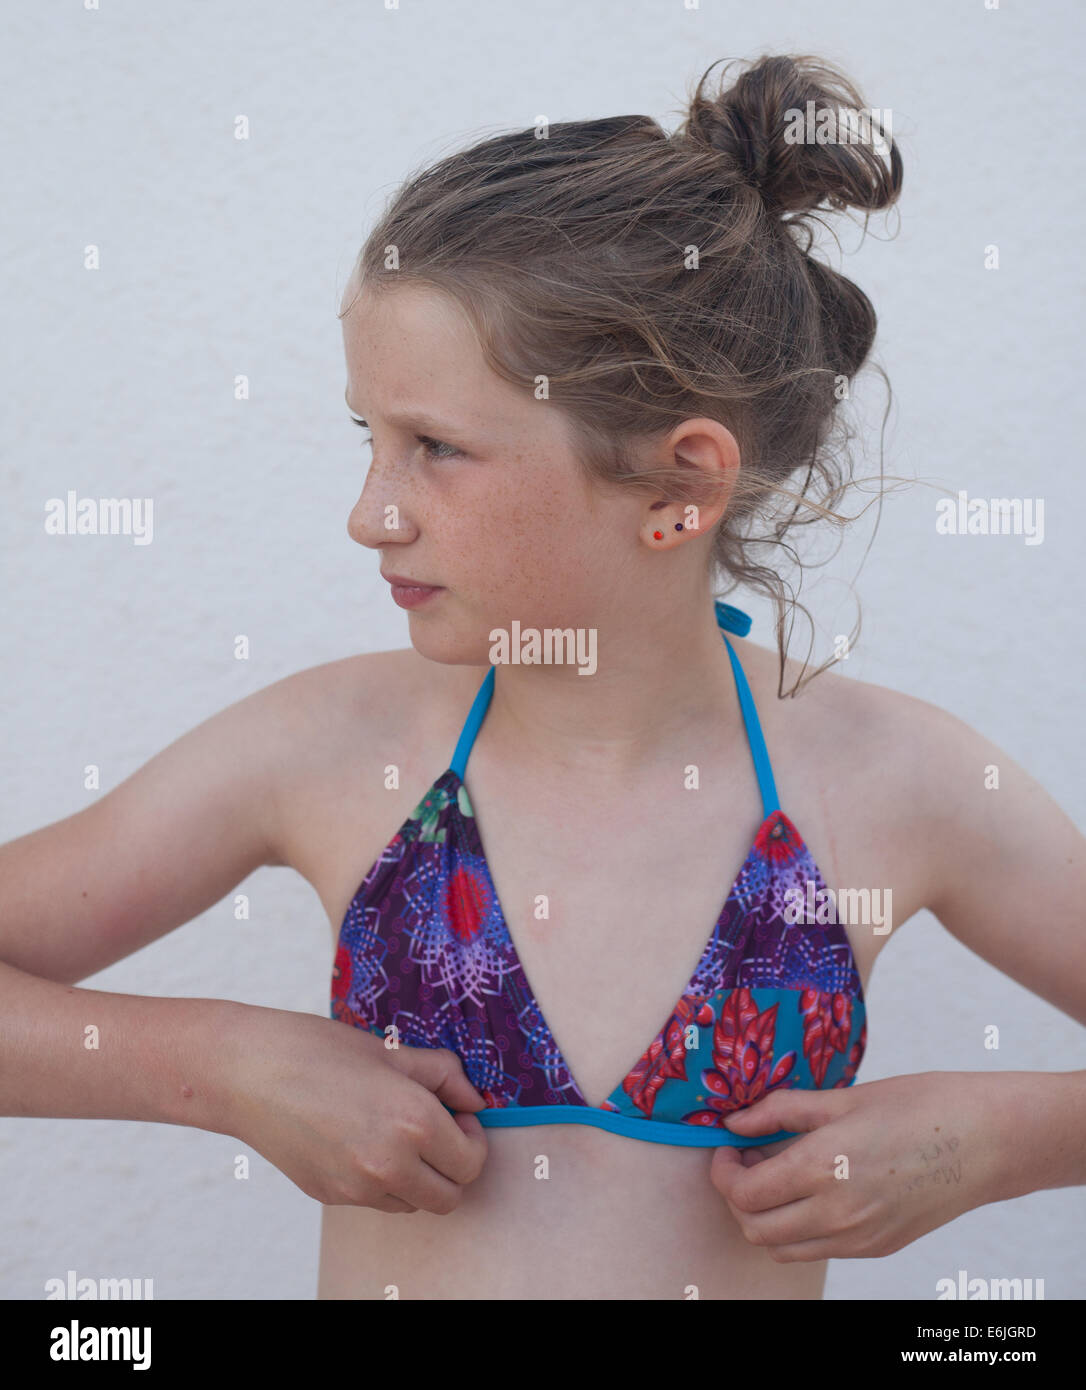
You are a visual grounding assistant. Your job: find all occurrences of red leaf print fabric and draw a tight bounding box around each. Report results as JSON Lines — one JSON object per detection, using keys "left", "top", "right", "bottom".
{"left": 833, "top": 1021, "right": 867, "bottom": 1089}
{"left": 682, "top": 987, "right": 797, "bottom": 1127}
{"left": 623, "top": 995, "right": 714, "bottom": 1117}
{"left": 799, "top": 987, "right": 852, "bottom": 1086}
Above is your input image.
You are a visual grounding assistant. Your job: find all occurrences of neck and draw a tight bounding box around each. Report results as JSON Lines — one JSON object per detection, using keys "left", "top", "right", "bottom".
{"left": 477, "top": 601, "right": 750, "bottom": 786}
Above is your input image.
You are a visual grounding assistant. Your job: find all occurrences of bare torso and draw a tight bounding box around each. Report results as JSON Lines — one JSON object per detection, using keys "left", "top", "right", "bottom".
{"left": 278, "top": 637, "right": 928, "bottom": 1300}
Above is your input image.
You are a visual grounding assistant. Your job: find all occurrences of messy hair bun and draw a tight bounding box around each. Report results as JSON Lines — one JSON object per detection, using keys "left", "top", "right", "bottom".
{"left": 677, "top": 54, "right": 901, "bottom": 222}
{"left": 345, "top": 52, "right": 904, "bottom": 694}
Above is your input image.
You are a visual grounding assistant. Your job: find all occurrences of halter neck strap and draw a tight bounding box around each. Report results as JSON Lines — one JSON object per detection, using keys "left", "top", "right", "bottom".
{"left": 451, "top": 600, "right": 779, "bottom": 819}
{"left": 713, "top": 600, "right": 752, "bottom": 637}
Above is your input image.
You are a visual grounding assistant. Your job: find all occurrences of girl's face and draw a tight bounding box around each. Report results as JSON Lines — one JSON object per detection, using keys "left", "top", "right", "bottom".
{"left": 340, "top": 277, "right": 654, "bottom": 666}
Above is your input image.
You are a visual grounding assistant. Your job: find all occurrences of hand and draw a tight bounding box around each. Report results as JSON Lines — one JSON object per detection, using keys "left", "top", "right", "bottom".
{"left": 709, "top": 1071, "right": 1005, "bottom": 1260}
{"left": 218, "top": 1004, "right": 488, "bottom": 1214}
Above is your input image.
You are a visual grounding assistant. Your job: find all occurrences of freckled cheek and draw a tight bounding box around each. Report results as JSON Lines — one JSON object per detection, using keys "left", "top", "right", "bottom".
{"left": 432, "top": 457, "right": 600, "bottom": 611}
{"left": 465, "top": 471, "right": 568, "bottom": 561}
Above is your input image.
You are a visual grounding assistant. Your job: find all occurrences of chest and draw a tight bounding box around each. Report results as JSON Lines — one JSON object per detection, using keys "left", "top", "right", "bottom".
{"left": 457, "top": 760, "right": 787, "bottom": 1109}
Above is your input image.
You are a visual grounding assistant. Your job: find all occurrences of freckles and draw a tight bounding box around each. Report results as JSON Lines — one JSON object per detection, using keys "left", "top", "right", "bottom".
{"left": 464, "top": 439, "right": 582, "bottom": 584}
{"left": 486, "top": 455, "right": 559, "bottom": 530}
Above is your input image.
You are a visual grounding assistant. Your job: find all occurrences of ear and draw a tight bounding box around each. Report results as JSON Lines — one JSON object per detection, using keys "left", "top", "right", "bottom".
{"left": 639, "top": 417, "right": 740, "bottom": 547}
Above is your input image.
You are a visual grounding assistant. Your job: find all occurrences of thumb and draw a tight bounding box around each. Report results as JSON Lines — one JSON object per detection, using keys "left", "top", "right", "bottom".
{"left": 385, "top": 1042, "right": 488, "bottom": 1112}
{"left": 708, "top": 1141, "right": 747, "bottom": 1196}
{"left": 722, "top": 1089, "right": 834, "bottom": 1137}
{"left": 451, "top": 1108, "right": 487, "bottom": 1140}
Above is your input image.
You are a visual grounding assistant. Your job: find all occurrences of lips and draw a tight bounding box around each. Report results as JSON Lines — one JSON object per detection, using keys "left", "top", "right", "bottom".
{"left": 381, "top": 571, "right": 441, "bottom": 589}
{"left": 381, "top": 571, "right": 445, "bottom": 610}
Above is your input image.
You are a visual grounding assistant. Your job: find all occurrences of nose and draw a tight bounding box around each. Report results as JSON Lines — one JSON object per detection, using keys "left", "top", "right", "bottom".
{"left": 346, "top": 489, "right": 373, "bottom": 547}
{"left": 346, "top": 467, "right": 417, "bottom": 550}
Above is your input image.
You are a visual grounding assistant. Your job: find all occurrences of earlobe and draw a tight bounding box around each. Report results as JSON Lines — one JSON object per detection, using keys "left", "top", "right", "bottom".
{"left": 650, "top": 520, "right": 691, "bottom": 542}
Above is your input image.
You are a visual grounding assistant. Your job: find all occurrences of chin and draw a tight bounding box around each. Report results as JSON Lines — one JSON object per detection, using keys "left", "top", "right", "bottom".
{"left": 405, "top": 616, "right": 491, "bottom": 668}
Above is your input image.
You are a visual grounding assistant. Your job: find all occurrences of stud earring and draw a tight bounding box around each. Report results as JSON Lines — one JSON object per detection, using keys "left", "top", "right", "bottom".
{"left": 675, "top": 523, "right": 684, "bottom": 531}
{"left": 653, "top": 530, "right": 663, "bottom": 540}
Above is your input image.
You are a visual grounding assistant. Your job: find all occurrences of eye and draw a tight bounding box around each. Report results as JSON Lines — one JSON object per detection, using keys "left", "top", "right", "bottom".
{"left": 416, "top": 435, "right": 461, "bottom": 460}
{"left": 351, "top": 416, "right": 460, "bottom": 460}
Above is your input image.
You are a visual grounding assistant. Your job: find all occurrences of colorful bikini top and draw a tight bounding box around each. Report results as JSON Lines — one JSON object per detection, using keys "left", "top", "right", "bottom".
{"left": 331, "top": 601, "right": 866, "bottom": 1147}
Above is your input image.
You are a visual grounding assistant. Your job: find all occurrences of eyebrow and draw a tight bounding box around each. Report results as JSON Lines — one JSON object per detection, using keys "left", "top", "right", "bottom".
{"left": 344, "top": 386, "right": 464, "bottom": 435}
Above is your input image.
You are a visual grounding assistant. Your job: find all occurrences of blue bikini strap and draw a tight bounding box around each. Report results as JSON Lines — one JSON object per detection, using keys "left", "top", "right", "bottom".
{"left": 450, "top": 666, "right": 495, "bottom": 780}
{"left": 716, "top": 605, "right": 780, "bottom": 819}
{"left": 450, "top": 601, "right": 780, "bottom": 818}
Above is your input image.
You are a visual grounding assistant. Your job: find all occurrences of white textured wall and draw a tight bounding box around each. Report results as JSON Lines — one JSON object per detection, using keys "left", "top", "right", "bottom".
{"left": 2, "top": 0, "right": 1082, "bottom": 1300}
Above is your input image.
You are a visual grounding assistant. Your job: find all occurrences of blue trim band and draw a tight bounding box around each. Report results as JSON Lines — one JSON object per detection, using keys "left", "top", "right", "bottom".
{"left": 475, "top": 1104, "right": 797, "bottom": 1148}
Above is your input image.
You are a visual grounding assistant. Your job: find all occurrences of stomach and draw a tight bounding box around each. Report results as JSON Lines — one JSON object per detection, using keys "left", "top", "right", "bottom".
{"left": 316, "top": 1123, "right": 827, "bottom": 1300}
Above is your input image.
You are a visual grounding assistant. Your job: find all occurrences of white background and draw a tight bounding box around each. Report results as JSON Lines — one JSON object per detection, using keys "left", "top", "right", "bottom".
{"left": 1, "top": 0, "right": 1083, "bottom": 1300}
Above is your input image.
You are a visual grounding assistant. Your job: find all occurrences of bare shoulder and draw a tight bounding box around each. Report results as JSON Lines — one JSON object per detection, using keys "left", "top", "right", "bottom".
{"left": 785, "top": 645, "right": 1006, "bottom": 813}
{"left": 262, "top": 644, "right": 448, "bottom": 742}
{"left": 738, "top": 633, "right": 960, "bottom": 772}
{"left": 258, "top": 645, "right": 488, "bottom": 911}
{"left": 265, "top": 642, "right": 485, "bottom": 741}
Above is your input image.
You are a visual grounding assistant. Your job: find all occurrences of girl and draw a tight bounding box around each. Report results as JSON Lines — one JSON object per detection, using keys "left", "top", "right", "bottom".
{"left": 4, "top": 53, "right": 1084, "bottom": 1302}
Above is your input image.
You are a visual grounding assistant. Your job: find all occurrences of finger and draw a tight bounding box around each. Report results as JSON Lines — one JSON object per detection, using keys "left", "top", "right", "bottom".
{"left": 374, "top": 1194, "right": 418, "bottom": 1214}
{"left": 728, "top": 1194, "right": 828, "bottom": 1251}
{"left": 713, "top": 1139, "right": 815, "bottom": 1213}
{"left": 417, "top": 1104, "right": 489, "bottom": 1188}
{"left": 739, "top": 1143, "right": 782, "bottom": 1166}
{"left": 369, "top": 1107, "right": 486, "bottom": 1214}
{"left": 390, "top": 1044, "right": 488, "bottom": 1112}
{"left": 708, "top": 1139, "right": 781, "bottom": 1202}
{"left": 733, "top": 1134, "right": 797, "bottom": 1167}
{"left": 395, "top": 1152, "right": 479, "bottom": 1215}
{"left": 324, "top": 1189, "right": 418, "bottom": 1213}
{"left": 451, "top": 1109, "right": 486, "bottom": 1138}
{"left": 722, "top": 1088, "right": 845, "bottom": 1137}
{"left": 708, "top": 1142, "right": 746, "bottom": 1196}
{"left": 764, "top": 1237, "right": 843, "bottom": 1263}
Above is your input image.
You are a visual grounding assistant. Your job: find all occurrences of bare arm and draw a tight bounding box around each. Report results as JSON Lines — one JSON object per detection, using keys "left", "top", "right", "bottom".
{"left": 0, "top": 959, "right": 242, "bottom": 1132}
{"left": 0, "top": 660, "right": 487, "bottom": 1210}
{"left": 910, "top": 695, "right": 1086, "bottom": 1201}
{"left": 914, "top": 698, "right": 1086, "bottom": 1028}
{"left": 0, "top": 678, "right": 293, "bottom": 986}
{"left": 0, "top": 670, "right": 309, "bottom": 1125}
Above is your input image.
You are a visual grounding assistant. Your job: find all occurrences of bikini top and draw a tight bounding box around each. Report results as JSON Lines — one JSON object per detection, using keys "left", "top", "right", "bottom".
{"left": 331, "top": 601, "right": 867, "bottom": 1148}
